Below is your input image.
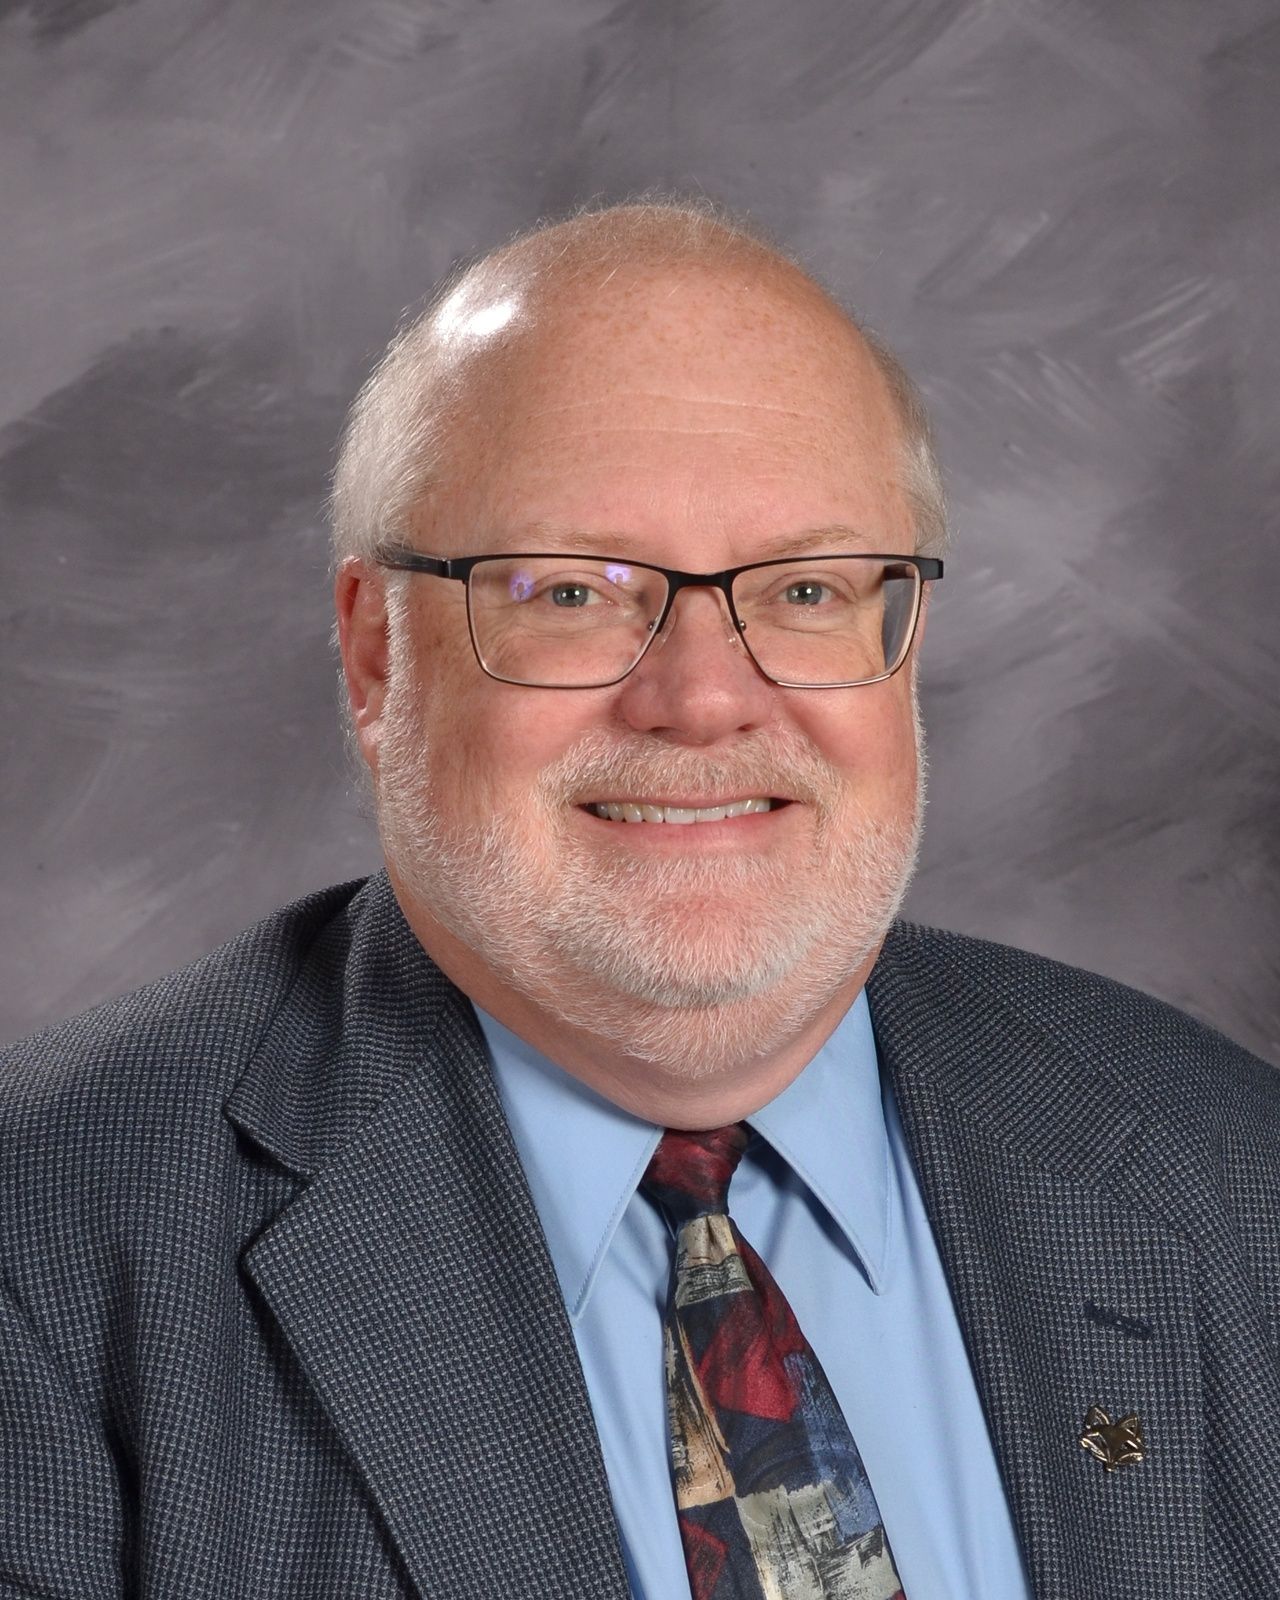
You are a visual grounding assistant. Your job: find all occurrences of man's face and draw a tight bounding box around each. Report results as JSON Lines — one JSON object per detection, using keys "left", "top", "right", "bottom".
{"left": 368, "top": 263, "right": 927, "bottom": 1075}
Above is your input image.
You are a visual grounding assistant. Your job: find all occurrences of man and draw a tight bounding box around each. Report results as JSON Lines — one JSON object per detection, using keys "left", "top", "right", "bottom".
{"left": 2, "top": 201, "right": 1277, "bottom": 1600}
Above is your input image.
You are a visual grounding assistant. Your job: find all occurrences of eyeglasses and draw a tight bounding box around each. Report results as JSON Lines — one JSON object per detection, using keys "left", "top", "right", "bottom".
{"left": 373, "top": 547, "right": 943, "bottom": 689}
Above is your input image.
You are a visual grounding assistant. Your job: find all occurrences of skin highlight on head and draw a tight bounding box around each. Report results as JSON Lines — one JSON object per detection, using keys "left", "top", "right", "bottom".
{"left": 335, "top": 201, "right": 941, "bottom": 1127}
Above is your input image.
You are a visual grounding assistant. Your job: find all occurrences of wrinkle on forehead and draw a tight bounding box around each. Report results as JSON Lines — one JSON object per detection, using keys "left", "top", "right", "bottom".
{"left": 533, "top": 395, "right": 833, "bottom": 419}
{"left": 509, "top": 522, "right": 884, "bottom": 558}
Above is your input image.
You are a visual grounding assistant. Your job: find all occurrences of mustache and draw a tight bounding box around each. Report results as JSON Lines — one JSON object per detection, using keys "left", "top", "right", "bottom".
{"left": 532, "top": 727, "right": 846, "bottom": 811}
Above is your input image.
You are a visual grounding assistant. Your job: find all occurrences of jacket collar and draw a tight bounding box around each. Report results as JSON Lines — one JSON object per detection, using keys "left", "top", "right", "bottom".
{"left": 223, "top": 873, "right": 460, "bottom": 1180}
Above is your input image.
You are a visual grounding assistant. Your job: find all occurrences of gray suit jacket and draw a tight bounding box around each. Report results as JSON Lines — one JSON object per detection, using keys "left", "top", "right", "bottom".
{"left": 2, "top": 872, "right": 1278, "bottom": 1598}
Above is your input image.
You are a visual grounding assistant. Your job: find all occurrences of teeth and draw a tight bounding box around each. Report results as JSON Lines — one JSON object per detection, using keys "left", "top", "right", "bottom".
{"left": 590, "top": 798, "right": 774, "bottom": 823}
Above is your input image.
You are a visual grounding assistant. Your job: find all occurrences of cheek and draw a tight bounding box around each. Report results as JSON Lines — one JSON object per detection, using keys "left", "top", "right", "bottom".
{"left": 421, "top": 664, "right": 609, "bottom": 809}
{"left": 794, "top": 682, "right": 919, "bottom": 799}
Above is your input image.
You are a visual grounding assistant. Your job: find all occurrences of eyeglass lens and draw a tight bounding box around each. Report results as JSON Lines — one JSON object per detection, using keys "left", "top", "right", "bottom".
{"left": 466, "top": 556, "right": 921, "bottom": 688}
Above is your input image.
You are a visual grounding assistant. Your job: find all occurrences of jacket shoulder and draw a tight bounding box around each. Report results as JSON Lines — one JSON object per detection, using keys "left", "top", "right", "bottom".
{"left": 880, "top": 920, "right": 1280, "bottom": 1128}
{"left": 0, "top": 878, "right": 370, "bottom": 1124}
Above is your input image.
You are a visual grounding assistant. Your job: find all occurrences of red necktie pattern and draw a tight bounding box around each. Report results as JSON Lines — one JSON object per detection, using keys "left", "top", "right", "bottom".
{"left": 643, "top": 1125, "right": 906, "bottom": 1600}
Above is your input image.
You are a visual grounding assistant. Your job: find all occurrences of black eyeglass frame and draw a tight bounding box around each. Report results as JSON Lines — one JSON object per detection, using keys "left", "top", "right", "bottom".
{"left": 373, "top": 545, "right": 944, "bottom": 690}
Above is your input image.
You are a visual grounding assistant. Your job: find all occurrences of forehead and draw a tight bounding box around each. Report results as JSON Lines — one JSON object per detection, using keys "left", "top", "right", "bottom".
{"left": 422, "top": 262, "right": 912, "bottom": 557}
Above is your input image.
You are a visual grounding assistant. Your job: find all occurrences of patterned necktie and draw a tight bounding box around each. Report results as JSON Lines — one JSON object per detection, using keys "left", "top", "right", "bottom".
{"left": 642, "top": 1124, "right": 906, "bottom": 1600}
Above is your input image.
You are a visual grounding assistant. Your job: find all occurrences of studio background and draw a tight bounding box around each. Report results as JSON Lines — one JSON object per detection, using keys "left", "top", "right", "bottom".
{"left": 2, "top": 0, "right": 1276, "bottom": 1062}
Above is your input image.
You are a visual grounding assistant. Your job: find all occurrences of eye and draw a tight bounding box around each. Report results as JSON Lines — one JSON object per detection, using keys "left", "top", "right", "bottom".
{"left": 548, "top": 581, "right": 600, "bottom": 608}
{"left": 782, "top": 579, "right": 834, "bottom": 606}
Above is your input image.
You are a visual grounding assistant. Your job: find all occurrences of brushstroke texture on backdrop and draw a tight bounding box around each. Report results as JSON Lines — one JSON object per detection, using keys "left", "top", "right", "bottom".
{"left": 1, "top": 0, "right": 1276, "bottom": 1060}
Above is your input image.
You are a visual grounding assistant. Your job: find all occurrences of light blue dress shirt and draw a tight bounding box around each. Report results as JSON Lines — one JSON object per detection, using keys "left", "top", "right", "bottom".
{"left": 477, "top": 993, "right": 1033, "bottom": 1600}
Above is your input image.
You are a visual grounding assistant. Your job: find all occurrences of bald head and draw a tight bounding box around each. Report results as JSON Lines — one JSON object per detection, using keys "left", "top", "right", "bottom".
{"left": 330, "top": 200, "right": 945, "bottom": 565}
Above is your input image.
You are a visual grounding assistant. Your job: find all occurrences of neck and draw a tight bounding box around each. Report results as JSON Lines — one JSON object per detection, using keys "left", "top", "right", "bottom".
{"left": 388, "top": 868, "right": 881, "bottom": 1128}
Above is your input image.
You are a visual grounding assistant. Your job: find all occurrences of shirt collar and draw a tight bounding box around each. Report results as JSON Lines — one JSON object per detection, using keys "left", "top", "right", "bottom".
{"left": 477, "top": 989, "right": 891, "bottom": 1321}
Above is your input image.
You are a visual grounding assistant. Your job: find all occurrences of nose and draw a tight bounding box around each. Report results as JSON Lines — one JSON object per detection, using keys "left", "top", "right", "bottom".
{"left": 614, "top": 586, "right": 776, "bottom": 744}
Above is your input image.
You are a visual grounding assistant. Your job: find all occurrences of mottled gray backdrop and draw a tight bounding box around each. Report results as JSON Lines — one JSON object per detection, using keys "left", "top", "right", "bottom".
{"left": 2, "top": 0, "right": 1277, "bottom": 1060}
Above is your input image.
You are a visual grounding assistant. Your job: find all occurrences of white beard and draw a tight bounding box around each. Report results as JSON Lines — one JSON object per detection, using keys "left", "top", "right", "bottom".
{"left": 375, "top": 643, "right": 925, "bottom": 1079}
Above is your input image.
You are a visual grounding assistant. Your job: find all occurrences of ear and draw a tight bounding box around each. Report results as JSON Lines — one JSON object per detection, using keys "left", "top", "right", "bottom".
{"left": 335, "top": 557, "right": 392, "bottom": 775}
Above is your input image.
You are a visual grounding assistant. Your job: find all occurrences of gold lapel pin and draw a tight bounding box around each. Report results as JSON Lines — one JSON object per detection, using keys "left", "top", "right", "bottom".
{"left": 1079, "top": 1405, "right": 1145, "bottom": 1471}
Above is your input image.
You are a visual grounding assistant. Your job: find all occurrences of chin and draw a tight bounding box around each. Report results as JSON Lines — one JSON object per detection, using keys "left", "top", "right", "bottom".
{"left": 548, "top": 900, "right": 837, "bottom": 1007}
{"left": 390, "top": 830, "right": 856, "bottom": 1042}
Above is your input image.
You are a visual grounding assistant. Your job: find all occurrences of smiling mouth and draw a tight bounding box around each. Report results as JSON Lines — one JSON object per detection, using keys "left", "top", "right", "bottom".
{"left": 586, "top": 798, "right": 781, "bottom": 824}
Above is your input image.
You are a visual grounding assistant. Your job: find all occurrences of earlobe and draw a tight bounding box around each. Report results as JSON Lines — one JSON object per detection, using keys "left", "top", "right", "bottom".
{"left": 335, "top": 559, "right": 392, "bottom": 767}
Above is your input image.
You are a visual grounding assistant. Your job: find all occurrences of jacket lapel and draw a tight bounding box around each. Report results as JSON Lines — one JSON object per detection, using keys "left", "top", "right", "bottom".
{"left": 224, "top": 876, "right": 630, "bottom": 1600}
{"left": 869, "top": 927, "right": 1206, "bottom": 1600}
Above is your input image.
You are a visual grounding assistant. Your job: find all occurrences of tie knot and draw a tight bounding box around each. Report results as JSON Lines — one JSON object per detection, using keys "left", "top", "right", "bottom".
{"left": 641, "top": 1125, "right": 749, "bottom": 1223}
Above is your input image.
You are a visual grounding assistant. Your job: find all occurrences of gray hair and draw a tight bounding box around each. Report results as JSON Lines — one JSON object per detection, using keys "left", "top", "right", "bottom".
{"left": 329, "top": 197, "right": 947, "bottom": 568}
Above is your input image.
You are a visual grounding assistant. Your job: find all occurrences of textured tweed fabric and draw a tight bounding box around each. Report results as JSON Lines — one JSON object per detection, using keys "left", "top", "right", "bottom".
{"left": 1, "top": 871, "right": 1278, "bottom": 1598}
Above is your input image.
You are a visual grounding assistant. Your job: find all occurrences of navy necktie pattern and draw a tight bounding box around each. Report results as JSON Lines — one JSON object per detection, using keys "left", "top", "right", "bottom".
{"left": 642, "top": 1125, "right": 906, "bottom": 1600}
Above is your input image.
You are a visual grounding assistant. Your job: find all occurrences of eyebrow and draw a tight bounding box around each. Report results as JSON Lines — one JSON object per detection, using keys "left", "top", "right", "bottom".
{"left": 516, "top": 522, "right": 879, "bottom": 558}
{"left": 764, "top": 525, "right": 877, "bottom": 557}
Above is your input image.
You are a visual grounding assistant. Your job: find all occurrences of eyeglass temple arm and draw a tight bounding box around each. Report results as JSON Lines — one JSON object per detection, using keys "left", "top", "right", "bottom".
{"left": 374, "top": 549, "right": 471, "bottom": 581}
